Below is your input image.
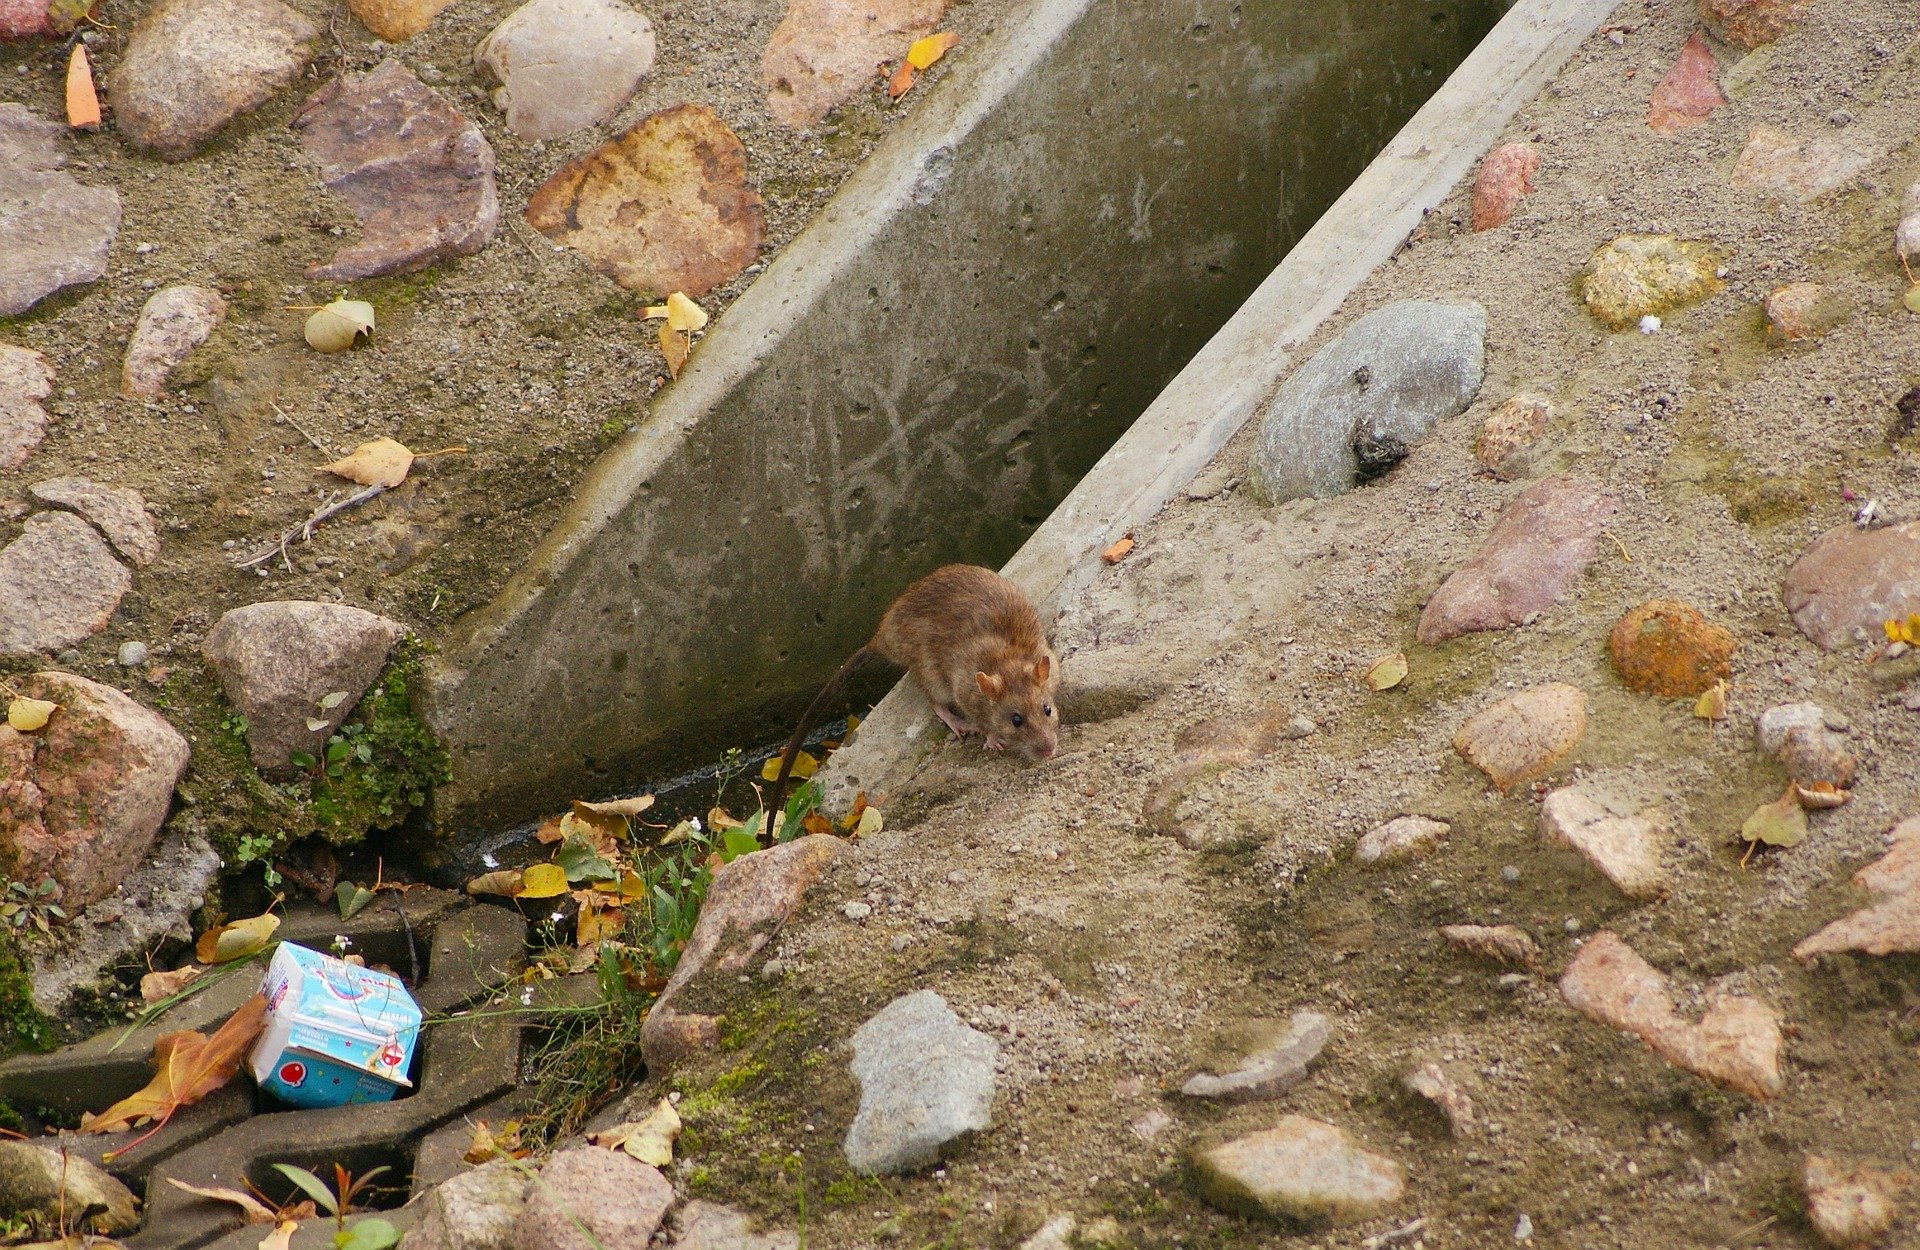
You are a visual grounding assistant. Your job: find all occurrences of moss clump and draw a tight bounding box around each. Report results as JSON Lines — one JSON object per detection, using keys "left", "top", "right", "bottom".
{"left": 0, "top": 935, "right": 55, "bottom": 1056}
{"left": 307, "top": 638, "right": 452, "bottom": 843}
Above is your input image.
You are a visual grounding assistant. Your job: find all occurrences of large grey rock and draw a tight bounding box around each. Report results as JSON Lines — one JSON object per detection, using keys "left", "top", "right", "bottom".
{"left": 1189, "top": 1115, "right": 1404, "bottom": 1226}
{"left": 512, "top": 1147, "right": 671, "bottom": 1250}
{"left": 475, "top": 0, "right": 657, "bottom": 141}
{"left": 400, "top": 1158, "right": 525, "bottom": 1250}
{"left": 203, "top": 601, "right": 405, "bottom": 770}
{"left": 0, "top": 512, "right": 132, "bottom": 657}
{"left": 0, "top": 346, "right": 54, "bottom": 472}
{"left": 109, "top": 0, "right": 317, "bottom": 159}
{"left": 0, "top": 104, "right": 120, "bottom": 318}
{"left": 29, "top": 476, "right": 161, "bottom": 567}
{"left": 670, "top": 1201, "right": 800, "bottom": 1250}
{"left": 0, "top": 672, "right": 191, "bottom": 912}
{"left": 1181, "top": 1010, "right": 1330, "bottom": 1103}
{"left": 1783, "top": 522, "right": 1920, "bottom": 650}
{"left": 1418, "top": 475, "right": 1618, "bottom": 644}
{"left": 0, "top": 1140, "right": 139, "bottom": 1236}
{"left": 1249, "top": 300, "right": 1485, "bottom": 503}
{"left": 122, "top": 284, "right": 227, "bottom": 399}
{"left": 844, "top": 990, "right": 1000, "bottom": 1174}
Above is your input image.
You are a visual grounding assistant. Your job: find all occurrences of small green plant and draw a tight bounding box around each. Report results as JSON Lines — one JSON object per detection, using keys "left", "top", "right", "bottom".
{"left": 231, "top": 831, "right": 283, "bottom": 888}
{"left": 272, "top": 1162, "right": 397, "bottom": 1243}
{"left": 0, "top": 879, "right": 66, "bottom": 935}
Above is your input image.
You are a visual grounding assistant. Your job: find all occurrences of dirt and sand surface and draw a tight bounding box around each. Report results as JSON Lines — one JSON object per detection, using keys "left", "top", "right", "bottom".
{"left": 639, "top": 2, "right": 1920, "bottom": 1247}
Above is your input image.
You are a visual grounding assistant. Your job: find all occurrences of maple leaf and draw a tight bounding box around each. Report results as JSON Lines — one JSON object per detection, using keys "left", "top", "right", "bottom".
{"left": 81, "top": 994, "right": 269, "bottom": 1159}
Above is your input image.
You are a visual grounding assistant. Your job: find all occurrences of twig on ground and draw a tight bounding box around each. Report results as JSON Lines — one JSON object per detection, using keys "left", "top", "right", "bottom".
{"left": 232, "top": 483, "right": 386, "bottom": 569}
{"left": 270, "top": 402, "right": 333, "bottom": 455}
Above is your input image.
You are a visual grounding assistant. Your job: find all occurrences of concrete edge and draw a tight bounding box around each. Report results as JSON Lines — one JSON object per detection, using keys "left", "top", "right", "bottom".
{"left": 818, "top": 0, "right": 1625, "bottom": 814}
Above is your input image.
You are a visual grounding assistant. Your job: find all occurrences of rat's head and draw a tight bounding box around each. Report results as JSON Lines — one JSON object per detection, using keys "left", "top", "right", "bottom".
{"left": 973, "top": 650, "right": 1060, "bottom": 760}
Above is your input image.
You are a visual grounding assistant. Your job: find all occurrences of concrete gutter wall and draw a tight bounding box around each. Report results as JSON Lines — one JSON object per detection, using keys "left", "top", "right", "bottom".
{"left": 421, "top": 0, "right": 1506, "bottom": 833}
{"left": 820, "top": 0, "right": 1623, "bottom": 813}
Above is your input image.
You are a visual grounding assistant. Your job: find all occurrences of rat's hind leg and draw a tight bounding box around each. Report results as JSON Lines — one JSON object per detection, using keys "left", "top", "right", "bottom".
{"left": 934, "top": 704, "right": 975, "bottom": 740}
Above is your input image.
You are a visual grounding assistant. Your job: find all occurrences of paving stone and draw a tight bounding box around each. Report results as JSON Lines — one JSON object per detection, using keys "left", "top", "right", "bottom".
{"left": 1793, "top": 815, "right": 1920, "bottom": 961}
{"left": 1647, "top": 31, "right": 1723, "bottom": 135}
{"left": 1560, "top": 931, "right": 1782, "bottom": 1099}
{"left": 1181, "top": 1009, "right": 1330, "bottom": 1103}
{"left": 1355, "top": 815, "right": 1449, "bottom": 865}
{"left": 1469, "top": 142, "right": 1539, "bottom": 231}
{"left": 1540, "top": 787, "right": 1670, "bottom": 900}
{"left": 844, "top": 989, "right": 998, "bottom": 1174}
{"left": 108, "top": 0, "right": 317, "bottom": 158}
{"left": 1762, "top": 281, "right": 1848, "bottom": 343}
{"left": 642, "top": 834, "right": 846, "bottom": 1069}
{"left": 348, "top": 0, "right": 455, "bottom": 40}
{"left": 1402, "top": 1061, "right": 1477, "bottom": 1137}
{"left": 515, "top": 1147, "right": 671, "bottom": 1250}
{"left": 0, "top": 345, "right": 54, "bottom": 471}
{"left": 400, "top": 1158, "right": 524, "bottom": 1250}
{"left": 1189, "top": 1115, "right": 1403, "bottom": 1227}
{"left": 202, "top": 600, "right": 405, "bottom": 771}
{"left": 475, "top": 0, "right": 657, "bottom": 141}
{"left": 0, "top": 513, "right": 129, "bottom": 656}
{"left": 1730, "top": 124, "right": 1879, "bottom": 202}
{"left": 1438, "top": 923, "right": 1539, "bottom": 968}
{"left": 761, "top": 0, "right": 945, "bottom": 128}
{"left": 1800, "top": 1153, "right": 1909, "bottom": 1249}
{"left": 29, "top": 476, "right": 160, "bottom": 567}
{"left": 1249, "top": 300, "right": 1484, "bottom": 503}
{"left": 0, "top": 104, "right": 119, "bottom": 317}
{"left": 1453, "top": 683, "right": 1587, "bottom": 793}
{"left": 1782, "top": 521, "right": 1920, "bottom": 651}
{"left": 1579, "top": 233, "right": 1722, "bottom": 329}
{"left": 526, "top": 103, "right": 763, "bottom": 299}
{"left": 1473, "top": 393, "right": 1551, "bottom": 477}
{"left": 122, "top": 284, "right": 227, "bottom": 398}
{"left": 1417, "top": 476, "right": 1616, "bottom": 645}
{"left": 1755, "top": 701, "right": 1856, "bottom": 789}
{"left": 1702, "top": 0, "right": 1811, "bottom": 47}
{"left": 670, "top": 1200, "right": 801, "bottom": 1250}
{"left": 292, "top": 59, "right": 499, "bottom": 281}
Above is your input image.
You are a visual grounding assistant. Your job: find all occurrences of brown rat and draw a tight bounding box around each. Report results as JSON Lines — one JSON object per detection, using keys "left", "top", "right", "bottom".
{"left": 763, "top": 564, "right": 1061, "bottom": 832}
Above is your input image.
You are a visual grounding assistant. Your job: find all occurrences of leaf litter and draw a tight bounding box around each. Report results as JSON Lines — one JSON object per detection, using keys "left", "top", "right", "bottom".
{"left": 81, "top": 994, "right": 271, "bottom": 1158}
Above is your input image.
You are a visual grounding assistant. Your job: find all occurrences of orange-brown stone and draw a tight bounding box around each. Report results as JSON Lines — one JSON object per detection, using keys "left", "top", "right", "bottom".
{"left": 1609, "top": 599, "right": 1735, "bottom": 697}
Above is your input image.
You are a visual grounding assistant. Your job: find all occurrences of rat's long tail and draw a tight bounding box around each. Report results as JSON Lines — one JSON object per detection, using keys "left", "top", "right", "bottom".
{"left": 762, "top": 645, "right": 874, "bottom": 840}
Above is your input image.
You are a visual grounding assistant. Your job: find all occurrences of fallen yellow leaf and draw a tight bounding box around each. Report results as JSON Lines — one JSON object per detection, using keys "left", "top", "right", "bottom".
{"left": 854, "top": 805, "right": 883, "bottom": 838}
{"left": 908, "top": 31, "right": 958, "bottom": 70}
{"left": 1692, "top": 680, "right": 1727, "bottom": 721}
{"left": 1741, "top": 790, "right": 1807, "bottom": 850}
{"left": 258, "top": 1220, "right": 297, "bottom": 1250}
{"left": 575, "top": 794, "right": 656, "bottom": 818}
{"left": 303, "top": 298, "right": 376, "bottom": 353}
{"left": 319, "top": 437, "right": 413, "bottom": 489}
{"left": 518, "top": 863, "right": 569, "bottom": 898}
{"left": 194, "top": 912, "right": 279, "bottom": 965}
{"left": 659, "top": 323, "right": 689, "bottom": 378}
{"left": 760, "top": 751, "right": 817, "bottom": 781}
{"left": 1363, "top": 652, "right": 1409, "bottom": 692}
{"left": 6, "top": 696, "right": 56, "bottom": 732}
{"left": 465, "top": 868, "right": 523, "bottom": 897}
{"left": 589, "top": 1097, "right": 681, "bottom": 1166}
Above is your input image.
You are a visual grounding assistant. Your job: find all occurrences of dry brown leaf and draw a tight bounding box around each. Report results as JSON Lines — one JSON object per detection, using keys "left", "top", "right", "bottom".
{"left": 1794, "top": 781, "right": 1850, "bottom": 810}
{"left": 165, "top": 1178, "right": 279, "bottom": 1224}
{"left": 319, "top": 437, "right": 413, "bottom": 489}
{"left": 1101, "top": 536, "right": 1134, "bottom": 564}
{"left": 659, "top": 323, "right": 689, "bottom": 378}
{"left": 575, "top": 795, "right": 656, "bottom": 818}
{"left": 465, "top": 868, "right": 523, "bottom": 897}
{"left": 81, "top": 995, "right": 270, "bottom": 1151}
{"left": 65, "top": 45, "right": 99, "bottom": 130}
{"left": 140, "top": 965, "right": 203, "bottom": 1004}
{"left": 574, "top": 894, "right": 625, "bottom": 946}
{"left": 887, "top": 58, "right": 916, "bottom": 100}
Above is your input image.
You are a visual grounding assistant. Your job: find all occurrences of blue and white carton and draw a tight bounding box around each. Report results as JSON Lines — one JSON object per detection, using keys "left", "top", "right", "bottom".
{"left": 248, "top": 943, "right": 421, "bottom": 1108}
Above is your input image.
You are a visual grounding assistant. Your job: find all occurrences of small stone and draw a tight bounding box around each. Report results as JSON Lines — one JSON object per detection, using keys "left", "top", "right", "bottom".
{"left": 1453, "top": 683, "right": 1588, "bottom": 793}
{"left": 0, "top": 104, "right": 121, "bottom": 317}
{"left": 1560, "top": 931, "right": 1783, "bottom": 1099}
{"left": 513, "top": 1147, "right": 672, "bottom": 1250}
{"left": 526, "top": 104, "right": 764, "bottom": 299}
{"left": 1418, "top": 476, "right": 1617, "bottom": 644}
{"left": 1782, "top": 522, "right": 1920, "bottom": 651}
{"left": 1469, "top": 143, "right": 1540, "bottom": 231}
{"left": 1015, "top": 1215, "right": 1076, "bottom": 1250}
{"left": 1402, "top": 1061, "right": 1477, "bottom": 1137}
{"left": 202, "top": 600, "right": 405, "bottom": 770}
{"left": 643, "top": 834, "right": 847, "bottom": 1068}
{"left": 844, "top": 990, "right": 999, "bottom": 1174}
{"left": 1540, "top": 787, "right": 1670, "bottom": 900}
{"left": 0, "top": 1141, "right": 139, "bottom": 1236}
{"left": 292, "top": 60, "right": 499, "bottom": 281}
{"left": 1143, "top": 707, "right": 1302, "bottom": 844}
{"left": 1355, "top": 816, "right": 1449, "bottom": 865}
{"left": 1730, "top": 124, "right": 1879, "bottom": 202}
{"left": 29, "top": 476, "right": 161, "bottom": 566}
{"left": 0, "top": 345, "right": 54, "bottom": 471}
{"left": 0, "top": 671, "right": 190, "bottom": 910}
{"left": 1473, "top": 393, "right": 1551, "bottom": 477}
{"left": 1181, "top": 1010, "right": 1331, "bottom": 1103}
{"left": 117, "top": 640, "right": 149, "bottom": 667}
{"left": 475, "top": 0, "right": 657, "bottom": 141}
{"left": 122, "top": 284, "right": 227, "bottom": 398}
{"left": 1608, "top": 599, "right": 1735, "bottom": 698}
{"left": 1762, "top": 282, "right": 1849, "bottom": 343}
{"left": 1646, "top": 31, "right": 1723, "bottom": 135}
{"left": 402, "top": 1157, "right": 525, "bottom": 1250}
{"left": 842, "top": 900, "right": 871, "bottom": 920}
{"left": 1638, "top": 314, "right": 1662, "bottom": 334}
{"left": 1439, "top": 923, "right": 1539, "bottom": 968}
{"left": 0, "top": 512, "right": 131, "bottom": 657}
{"left": 1580, "top": 234, "right": 1722, "bottom": 330}
{"left": 1800, "top": 1154, "right": 1910, "bottom": 1248}
{"left": 347, "top": 0, "right": 455, "bottom": 41}
{"left": 1701, "top": 0, "right": 1811, "bottom": 48}
{"left": 1793, "top": 815, "right": 1920, "bottom": 961}
{"left": 1249, "top": 300, "right": 1485, "bottom": 503}
{"left": 108, "top": 0, "right": 317, "bottom": 158}
{"left": 1285, "top": 714, "right": 1317, "bottom": 738}
{"left": 1189, "top": 1115, "right": 1404, "bottom": 1227}
{"left": 761, "top": 0, "right": 945, "bottom": 128}
{"left": 670, "top": 1200, "right": 800, "bottom": 1250}
{"left": 1756, "top": 702, "right": 1857, "bottom": 788}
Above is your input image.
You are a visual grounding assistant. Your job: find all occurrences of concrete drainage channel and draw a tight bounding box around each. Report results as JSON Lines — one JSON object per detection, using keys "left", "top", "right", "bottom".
{"left": 0, "top": 893, "right": 528, "bottom": 1250}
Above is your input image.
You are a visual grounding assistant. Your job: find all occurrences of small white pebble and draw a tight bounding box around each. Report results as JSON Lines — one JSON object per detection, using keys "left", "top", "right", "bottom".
{"left": 1637, "top": 314, "right": 1661, "bottom": 334}
{"left": 1515, "top": 1213, "right": 1533, "bottom": 1242}
{"left": 116, "top": 640, "right": 149, "bottom": 667}
{"left": 843, "top": 901, "right": 872, "bottom": 921}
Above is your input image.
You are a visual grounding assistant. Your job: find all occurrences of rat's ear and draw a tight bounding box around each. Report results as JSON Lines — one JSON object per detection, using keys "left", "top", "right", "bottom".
{"left": 975, "top": 671, "right": 1004, "bottom": 697}
{"left": 1030, "top": 655, "right": 1050, "bottom": 683}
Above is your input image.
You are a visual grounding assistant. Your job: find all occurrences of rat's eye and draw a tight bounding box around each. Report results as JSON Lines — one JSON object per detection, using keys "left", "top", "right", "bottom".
{"left": 1043, "top": 704, "right": 1053, "bottom": 717}
{"left": 1010, "top": 712, "right": 1024, "bottom": 728}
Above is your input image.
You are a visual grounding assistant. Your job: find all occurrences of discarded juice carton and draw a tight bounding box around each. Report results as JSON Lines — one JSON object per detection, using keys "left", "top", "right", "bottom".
{"left": 248, "top": 942, "right": 421, "bottom": 1108}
